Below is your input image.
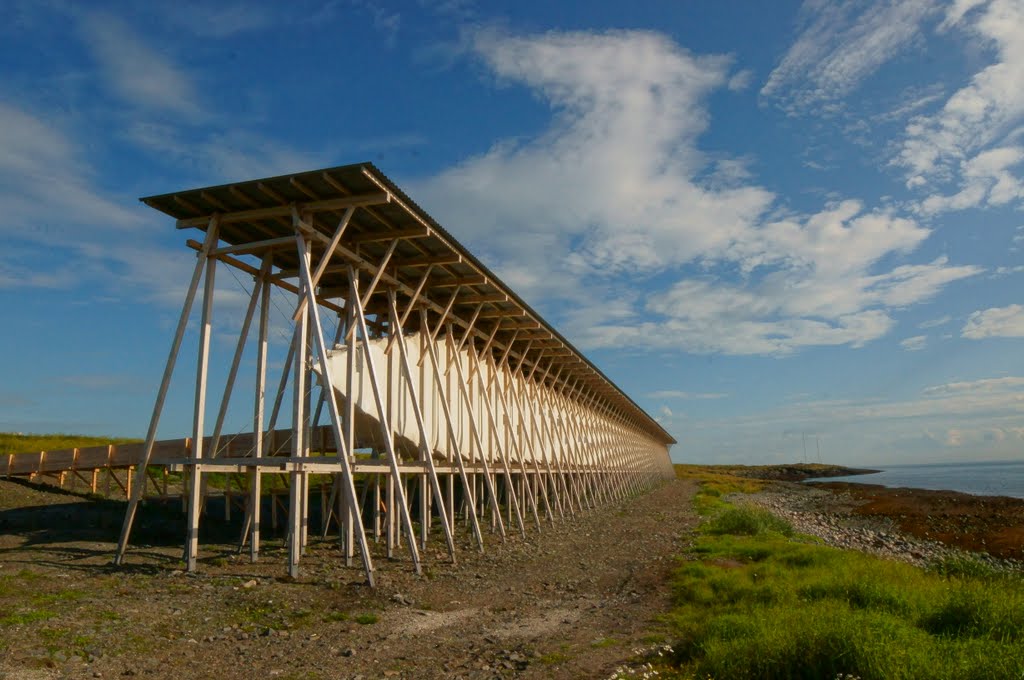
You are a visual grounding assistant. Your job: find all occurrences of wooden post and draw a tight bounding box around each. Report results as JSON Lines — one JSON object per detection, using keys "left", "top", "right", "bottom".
{"left": 418, "top": 308, "right": 485, "bottom": 550}
{"left": 114, "top": 220, "right": 219, "bottom": 565}
{"left": 185, "top": 241, "right": 217, "bottom": 572}
{"left": 295, "top": 234, "right": 375, "bottom": 585}
{"left": 347, "top": 266, "right": 421, "bottom": 574}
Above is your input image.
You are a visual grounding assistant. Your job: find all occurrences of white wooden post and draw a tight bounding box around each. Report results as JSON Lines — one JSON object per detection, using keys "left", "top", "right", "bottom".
{"left": 114, "top": 221, "right": 219, "bottom": 565}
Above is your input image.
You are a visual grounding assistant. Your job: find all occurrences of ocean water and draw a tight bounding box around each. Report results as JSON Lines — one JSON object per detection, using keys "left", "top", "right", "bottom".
{"left": 806, "top": 460, "right": 1024, "bottom": 499}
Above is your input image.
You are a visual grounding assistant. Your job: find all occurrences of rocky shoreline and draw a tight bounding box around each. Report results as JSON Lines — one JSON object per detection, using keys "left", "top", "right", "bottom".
{"left": 736, "top": 481, "right": 1024, "bottom": 573}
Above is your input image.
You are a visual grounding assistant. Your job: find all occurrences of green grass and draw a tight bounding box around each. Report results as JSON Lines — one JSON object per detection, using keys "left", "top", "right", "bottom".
{"left": 660, "top": 473, "right": 1024, "bottom": 679}
{"left": 704, "top": 505, "right": 794, "bottom": 537}
{"left": 0, "top": 432, "right": 140, "bottom": 455}
{"left": 0, "top": 609, "right": 58, "bottom": 626}
{"left": 354, "top": 613, "right": 378, "bottom": 625}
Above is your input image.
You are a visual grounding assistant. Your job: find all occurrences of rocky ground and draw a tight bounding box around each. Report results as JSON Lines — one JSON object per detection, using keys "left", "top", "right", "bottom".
{"left": 741, "top": 481, "right": 1024, "bottom": 572}
{"left": 0, "top": 476, "right": 699, "bottom": 680}
{"left": 3, "top": 466, "right": 1022, "bottom": 679}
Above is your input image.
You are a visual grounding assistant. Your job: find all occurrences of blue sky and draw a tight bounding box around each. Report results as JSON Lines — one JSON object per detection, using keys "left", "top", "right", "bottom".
{"left": 1, "top": 0, "right": 1023, "bottom": 466}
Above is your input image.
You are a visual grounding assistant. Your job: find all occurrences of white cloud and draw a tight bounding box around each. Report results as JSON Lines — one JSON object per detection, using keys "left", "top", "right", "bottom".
{"left": 962, "top": 304, "right": 1024, "bottom": 338}
{"left": 896, "top": 0, "right": 1024, "bottom": 206}
{"left": 80, "top": 12, "right": 202, "bottom": 118}
{"left": 917, "top": 145, "right": 1024, "bottom": 213}
{"left": 762, "top": 0, "right": 940, "bottom": 113}
{"left": 413, "top": 28, "right": 981, "bottom": 356}
{"left": 418, "top": 29, "right": 769, "bottom": 281}
{"left": 727, "top": 69, "right": 753, "bottom": 92}
{"left": 919, "top": 314, "right": 952, "bottom": 328}
{"left": 901, "top": 335, "right": 928, "bottom": 350}
{"left": 647, "top": 390, "right": 728, "bottom": 400}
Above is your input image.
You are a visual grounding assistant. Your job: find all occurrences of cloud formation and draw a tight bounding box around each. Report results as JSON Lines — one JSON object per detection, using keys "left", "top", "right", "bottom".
{"left": 415, "top": 29, "right": 980, "bottom": 356}
{"left": 897, "top": 0, "right": 1024, "bottom": 212}
{"left": 962, "top": 304, "right": 1024, "bottom": 338}
{"left": 762, "top": 0, "right": 941, "bottom": 113}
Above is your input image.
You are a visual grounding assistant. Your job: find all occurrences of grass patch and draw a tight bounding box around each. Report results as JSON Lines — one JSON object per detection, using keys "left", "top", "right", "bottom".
{"left": 322, "top": 610, "right": 347, "bottom": 623}
{"left": 32, "top": 589, "right": 85, "bottom": 606}
{"left": 675, "top": 465, "right": 764, "bottom": 515}
{"left": 0, "top": 609, "right": 57, "bottom": 626}
{"left": 539, "top": 652, "right": 570, "bottom": 665}
{"left": 0, "top": 432, "right": 140, "bottom": 455}
{"left": 705, "top": 505, "right": 794, "bottom": 537}
{"left": 354, "top": 613, "right": 378, "bottom": 625}
{"left": 661, "top": 469, "right": 1024, "bottom": 680}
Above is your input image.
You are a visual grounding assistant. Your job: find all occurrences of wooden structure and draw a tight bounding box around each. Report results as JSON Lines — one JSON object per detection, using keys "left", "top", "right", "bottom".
{"left": 109, "top": 163, "right": 675, "bottom": 585}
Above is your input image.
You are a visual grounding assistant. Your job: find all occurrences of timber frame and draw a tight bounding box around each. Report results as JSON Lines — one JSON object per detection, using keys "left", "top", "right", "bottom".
{"left": 111, "top": 162, "right": 676, "bottom": 585}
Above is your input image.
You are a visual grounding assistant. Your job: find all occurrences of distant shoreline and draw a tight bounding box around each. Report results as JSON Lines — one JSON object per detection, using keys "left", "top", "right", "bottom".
{"left": 677, "top": 463, "right": 1024, "bottom": 562}
{"left": 690, "top": 463, "right": 880, "bottom": 483}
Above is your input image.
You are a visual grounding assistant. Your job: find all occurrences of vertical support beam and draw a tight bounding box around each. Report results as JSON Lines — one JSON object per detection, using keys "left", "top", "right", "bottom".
{"left": 114, "top": 220, "right": 219, "bottom": 565}
{"left": 295, "top": 235, "right": 376, "bottom": 586}
{"left": 288, "top": 231, "right": 310, "bottom": 579}
{"left": 419, "top": 308, "right": 485, "bottom": 550}
{"left": 210, "top": 257, "right": 272, "bottom": 458}
{"left": 243, "top": 254, "right": 272, "bottom": 561}
{"left": 347, "top": 266, "right": 422, "bottom": 574}
{"left": 441, "top": 327, "right": 508, "bottom": 539}
{"left": 387, "top": 291, "right": 457, "bottom": 562}
{"left": 186, "top": 235, "right": 218, "bottom": 572}
{"left": 344, "top": 294, "right": 357, "bottom": 566}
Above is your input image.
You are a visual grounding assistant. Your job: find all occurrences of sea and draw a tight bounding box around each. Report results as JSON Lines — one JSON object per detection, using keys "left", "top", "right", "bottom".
{"left": 806, "top": 460, "right": 1024, "bottom": 499}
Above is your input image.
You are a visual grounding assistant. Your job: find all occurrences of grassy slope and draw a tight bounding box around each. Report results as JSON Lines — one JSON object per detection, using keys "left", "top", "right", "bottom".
{"left": 0, "top": 433, "right": 141, "bottom": 456}
{"left": 662, "top": 466, "right": 1024, "bottom": 680}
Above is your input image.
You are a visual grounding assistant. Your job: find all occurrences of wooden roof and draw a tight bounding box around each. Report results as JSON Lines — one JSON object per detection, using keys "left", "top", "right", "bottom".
{"left": 142, "top": 162, "right": 675, "bottom": 446}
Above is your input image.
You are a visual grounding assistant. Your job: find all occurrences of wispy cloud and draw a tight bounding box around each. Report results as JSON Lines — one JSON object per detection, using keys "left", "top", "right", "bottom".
{"left": 684, "top": 375, "right": 1024, "bottom": 464}
{"left": 124, "top": 123, "right": 322, "bottom": 186}
{"left": 962, "top": 304, "right": 1024, "bottom": 338}
{"left": 919, "top": 314, "right": 952, "bottom": 328}
{"left": 79, "top": 12, "right": 203, "bottom": 118}
{"left": 0, "top": 103, "right": 139, "bottom": 245}
{"left": 923, "top": 375, "right": 1024, "bottom": 394}
{"left": 157, "top": 3, "right": 274, "bottom": 38}
{"left": 762, "top": 0, "right": 941, "bottom": 114}
{"left": 900, "top": 335, "right": 928, "bottom": 351}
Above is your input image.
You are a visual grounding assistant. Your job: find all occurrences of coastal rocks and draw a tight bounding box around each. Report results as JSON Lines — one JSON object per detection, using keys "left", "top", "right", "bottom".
{"left": 736, "top": 485, "right": 1023, "bottom": 573}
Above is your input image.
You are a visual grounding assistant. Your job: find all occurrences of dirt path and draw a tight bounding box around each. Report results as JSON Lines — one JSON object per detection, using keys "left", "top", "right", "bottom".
{"left": 0, "top": 477, "right": 698, "bottom": 679}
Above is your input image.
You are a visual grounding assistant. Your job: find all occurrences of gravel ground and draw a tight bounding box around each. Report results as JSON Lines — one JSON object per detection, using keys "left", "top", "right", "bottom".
{"left": 0, "top": 476, "right": 699, "bottom": 680}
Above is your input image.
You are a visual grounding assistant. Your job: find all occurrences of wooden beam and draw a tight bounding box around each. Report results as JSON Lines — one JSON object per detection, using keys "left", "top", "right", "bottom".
{"left": 392, "top": 253, "right": 463, "bottom": 267}
{"left": 210, "top": 236, "right": 295, "bottom": 256}
{"left": 350, "top": 227, "right": 429, "bottom": 244}
{"left": 457, "top": 293, "right": 508, "bottom": 305}
{"left": 175, "top": 192, "right": 390, "bottom": 229}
